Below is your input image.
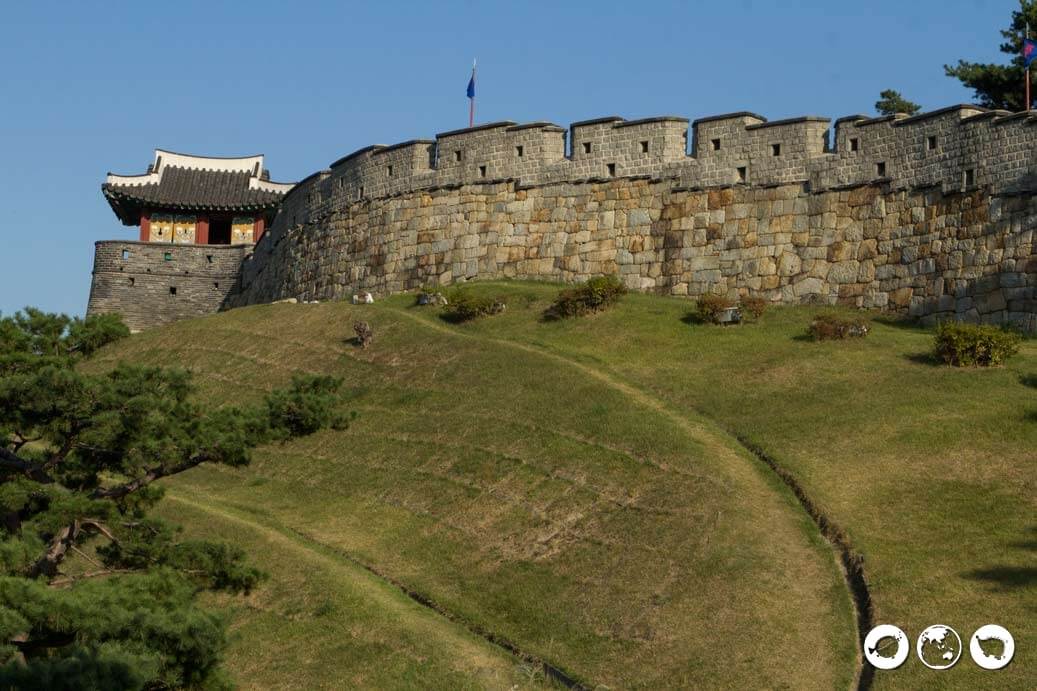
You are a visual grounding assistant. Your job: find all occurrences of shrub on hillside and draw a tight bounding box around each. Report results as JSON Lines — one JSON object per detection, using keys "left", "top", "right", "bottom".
{"left": 415, "top": 285, "right": 448, "bottom": 306}
{"left": 353, "top": 321, "right": 373, "bottom": 348}
{"left": 695, "top": 294, "right": 736, "bottom": 324}
{"left": 545, "top": 275, "right": 627, "bottom": 319}
{"left": 740, "top": 296, "right": 768, "bottom": 321}
{"left": 807, "top": 314, "right": 870, "bottom": 341}
{"left": 441, "top": 292, "right": 506, "bottom": 323}
{"left": 932, "top": 321, "right": 1020, "bottom": 367}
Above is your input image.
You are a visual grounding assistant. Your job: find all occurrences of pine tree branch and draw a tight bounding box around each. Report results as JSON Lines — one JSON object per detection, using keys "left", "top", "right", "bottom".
{"left": 10, "top": 630, "right": 77, "bottom": 655}
{"left": 28, "top": 521, "right": 79, "bottom": 579}
{"left": 42, "top": 434, "right": 78, "bottom": 471}
{"left": 90, "top": 452, "right": 216, "bottom": 501}
{"left": 0, "top": 447, "right": 53, "bottom": 484}
{"left": 70, "top": 545, "right": 104, "bottom": 569}
{"left": 26, "top": 519, "right": 117, "bottom": 580}
{"left": 49, "top": 568, "right": 136, "bottom": 588}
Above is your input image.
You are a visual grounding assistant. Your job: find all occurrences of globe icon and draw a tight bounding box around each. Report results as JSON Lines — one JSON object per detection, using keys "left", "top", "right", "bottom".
{"left": 916, "top": 625, "right": 962, "bottom": 670}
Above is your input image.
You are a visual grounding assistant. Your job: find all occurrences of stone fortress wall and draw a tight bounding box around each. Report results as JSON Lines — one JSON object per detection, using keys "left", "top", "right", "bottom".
{"left": 210, "top": 105, "right": 1037, "bottom": 330}
{"left": 88, "top": 241, "right": 248, "bottom": 331}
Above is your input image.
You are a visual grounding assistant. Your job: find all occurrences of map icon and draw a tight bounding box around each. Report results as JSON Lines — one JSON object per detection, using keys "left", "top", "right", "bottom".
{"left": 969, "top": 624, "right": 1014, "bottom": 670}
{"left": 864, "top": 624, "right": 909, "bottom": 670}
{"left": 916, "top": 624, "right": 962, "bottom": 670}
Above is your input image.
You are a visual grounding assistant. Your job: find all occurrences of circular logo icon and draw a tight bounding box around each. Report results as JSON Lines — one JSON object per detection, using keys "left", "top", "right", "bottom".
{"left": 969, "top": 624, "right": 1014, "bottom": 670}
{"left": 916, "top": 624, "right": 962, "bottom": 670}
{"left": 864, "top": 624, "right": 909, "bottom": 670}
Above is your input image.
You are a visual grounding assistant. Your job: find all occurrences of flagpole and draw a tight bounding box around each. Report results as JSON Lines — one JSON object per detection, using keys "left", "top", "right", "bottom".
{"left": 1027, "top": 24, "right": 1031, "bottom": 112}
{"left": 469, "top": 59, "right": 476, "bottom": 127}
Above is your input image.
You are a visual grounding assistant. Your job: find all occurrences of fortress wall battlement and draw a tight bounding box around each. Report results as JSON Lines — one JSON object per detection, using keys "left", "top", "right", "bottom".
{"left": 227, "top": 105, "right": 1037, "bottom": 331}
{"left": 273, "top": 105, "right": 1037, "bottom": 236}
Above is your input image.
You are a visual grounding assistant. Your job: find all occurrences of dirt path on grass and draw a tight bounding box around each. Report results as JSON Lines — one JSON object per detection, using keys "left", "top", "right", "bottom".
{"left": 166, "top": 490, "right": 585, "bottom": 689}
{"left": 390, "top": 306, "right": 868, "bottom": 690}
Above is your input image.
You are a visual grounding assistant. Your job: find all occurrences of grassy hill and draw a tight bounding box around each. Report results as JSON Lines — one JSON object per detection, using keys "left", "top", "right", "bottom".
{"left": 90, "top": 282, "right": 1036, "bottom": 690}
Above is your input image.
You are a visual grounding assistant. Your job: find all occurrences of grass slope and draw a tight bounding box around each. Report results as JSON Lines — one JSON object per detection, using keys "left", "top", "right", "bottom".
{"left": 157, "top": 491, "right": 535, "bottom": 690}
{"left": 92, "top": 289, "right": 857, "bottom": 690}
{"left": 408, "top": 281, "right": 1036, "bottom": 691}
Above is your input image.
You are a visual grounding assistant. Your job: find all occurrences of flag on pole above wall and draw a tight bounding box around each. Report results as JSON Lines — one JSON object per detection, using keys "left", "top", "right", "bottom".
{"left": 467, "top": 60, "right": 476, "bottom": 127}
{"left": 1024, "top": 38, "right": 1037, "bottom": 68}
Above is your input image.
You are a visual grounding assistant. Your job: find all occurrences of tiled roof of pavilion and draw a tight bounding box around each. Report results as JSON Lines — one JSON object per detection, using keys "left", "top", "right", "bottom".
{"left": 103, "top": 150, "right": 294, "bottom": 225}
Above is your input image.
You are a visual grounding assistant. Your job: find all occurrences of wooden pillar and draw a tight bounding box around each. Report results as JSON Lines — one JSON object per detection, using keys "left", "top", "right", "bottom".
{"left": 253, "top": 216, "right": 265, "bottom": 243}
{"left": 196, "top": 215, "right": 210, "bottom": 245}
{"left": 139, "top": 210, "right": 150, "bottom": 242}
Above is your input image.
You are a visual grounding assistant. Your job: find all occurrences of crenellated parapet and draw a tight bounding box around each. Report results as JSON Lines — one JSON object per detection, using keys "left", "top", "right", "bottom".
{"left": 227, "top": 103, "right": 1036, "bottom": 333}
{"left": 275, "top": 104, "right": 1037, "bottom": 233}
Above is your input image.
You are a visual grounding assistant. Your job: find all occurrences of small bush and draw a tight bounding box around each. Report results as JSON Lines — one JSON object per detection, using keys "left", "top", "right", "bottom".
{"left": 545, "top": 275, "right": 627, "bottom": 319}
{"left": 740, "top": 296, "right": 768, "bottom": 321}
{"left": 808, "top": 314, "right": 870, "bottom": 341}
{"left": 415, "top": 285, "right": 448, "bottom": 306}
{"left": 265, "top": 374, "right": 347, "bottom": 437}
{"left": 932, "top": 321, "right": 1020, "bottom": 367}
{"left": 441, "top": 293, "right": 506, "bottom": 323}
{"left": 353, "top": 321, "right": 373, "bottom": 348}
{"left": 695, "top": 294, "right": 735, "bottom": 324}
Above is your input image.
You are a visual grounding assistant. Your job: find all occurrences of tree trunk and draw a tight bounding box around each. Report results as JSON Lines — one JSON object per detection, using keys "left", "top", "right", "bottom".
{"left": 29, "top": 522, "right": 78, "bottom": 579}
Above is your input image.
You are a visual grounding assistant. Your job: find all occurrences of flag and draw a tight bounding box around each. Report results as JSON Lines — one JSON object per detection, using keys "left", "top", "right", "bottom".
{"left": 466, "top": 62, "right": 476, "bottom": 127}
{"left": 1025, "top": 38, "right": 1037, "bottom": 68}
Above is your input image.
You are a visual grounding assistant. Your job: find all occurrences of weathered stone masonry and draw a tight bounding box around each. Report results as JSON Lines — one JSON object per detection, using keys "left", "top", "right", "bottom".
{"left": 228, "top": 105, "right": 1036, "bottom": 330}
{"left": 88, "top": 241, "right": 247, "bottom": 331}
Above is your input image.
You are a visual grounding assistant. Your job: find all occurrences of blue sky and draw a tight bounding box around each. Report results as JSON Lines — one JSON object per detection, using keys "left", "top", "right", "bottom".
{"left": 0, "top": 1, "right": 1015, "bottom": 316}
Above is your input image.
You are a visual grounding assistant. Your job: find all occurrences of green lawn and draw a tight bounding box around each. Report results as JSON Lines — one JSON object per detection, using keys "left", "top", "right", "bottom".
{"left": 90, "top": 281, "right": 1036, "bottom": 689}
{"left": 155, "top": 491, "right": 539, "bottom": 690}
{"left": 406, "top": 281, "right": 1036, "bottom": 690}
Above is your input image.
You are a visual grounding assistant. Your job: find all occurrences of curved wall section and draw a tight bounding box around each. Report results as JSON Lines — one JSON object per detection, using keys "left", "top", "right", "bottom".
{"left": 229, "top": 107, "right": 1037, "bottom": 330}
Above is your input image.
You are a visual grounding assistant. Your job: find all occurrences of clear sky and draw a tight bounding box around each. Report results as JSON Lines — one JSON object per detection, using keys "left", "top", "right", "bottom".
{"left": 0, "top": 0, "right": 1016, "bottom": 317}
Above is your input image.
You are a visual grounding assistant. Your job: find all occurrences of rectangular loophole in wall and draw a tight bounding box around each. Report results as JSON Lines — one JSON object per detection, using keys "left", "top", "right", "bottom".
{"left": 927, "top": 135, "right": 937, "bottom": 151}
{"left": 358, "top": 186, "right": 364, "bottom": 200}
{"left": 214, "top": 281, "right": 220, "bottom": 290}
{"left": 711, "top": 138, "right": 721, "bottom": 151}
{"left": 454, "top": 150, "right": 462, "bottom": 162}
{"left": 737, "top": 166, "right": 747, "bottom": 182}
{"left": 516, "top": 145, "right": 524, "bottom": 157}
{"left": 128, "top": 277, "right": 134, "bottom": 286}
{"left": 163, "top": 252, "right": 172, "bottom": 261}
{"left": 964, "top": 168, "right": 975, "bottom": 187}
{"left": 206, "top": 255, "right": 213, "bottom": 264}
{"left": 121, "top": 249, "right": 130, "bottom": 260}
{"left": 876, "top": 161, "right": 886, "bottom": 177}
{"left": 169, "top": 286, "right": 177, "bottom": 296}
{"left": 607, "top": 163, "right": 616, "bottom": 177}
{"left": 771, "top": 143, "right": 781, "bottom": 156}
{"left": 849, "top": 137, "right": 859, "bottom": 152}
{"left": 583, "top": 142, "right": 592, "bottom": 154}
{"left": 479, "top": 165, "right": 487, "bottom": 178}
{"left": 386, "top": 165, "right": 394, "bottom": 177}
{"left": 640, "top": 140, "right": 649, "bottom": 153}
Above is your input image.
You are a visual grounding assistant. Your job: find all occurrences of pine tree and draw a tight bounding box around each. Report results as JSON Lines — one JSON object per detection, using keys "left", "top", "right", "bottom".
{"left": 945, "top": 0, "right": 1037, "bottom": 111}
{"left": 875, "top": 89, "right": 921, "bottom": 116}
{"left": 0, "top": 309, "right": 349, "bottom": 689}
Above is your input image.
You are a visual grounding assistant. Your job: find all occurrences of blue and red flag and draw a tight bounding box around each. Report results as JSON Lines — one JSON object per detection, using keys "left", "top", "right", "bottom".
{"left": 1025, "top": 38, "right": 1037, "bottom": 68}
